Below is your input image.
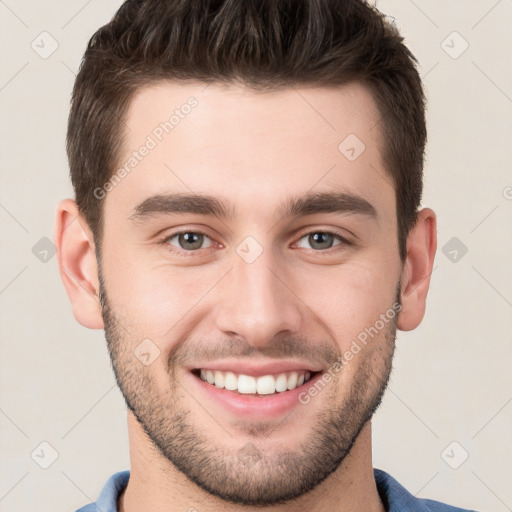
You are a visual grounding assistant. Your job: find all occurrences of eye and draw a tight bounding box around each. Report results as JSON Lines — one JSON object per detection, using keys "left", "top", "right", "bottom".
{"left": 295, "top": 231, "right": 348, "bottom": 251}
{"left": 163, "top": 230, "right": 214, "bottom": 252}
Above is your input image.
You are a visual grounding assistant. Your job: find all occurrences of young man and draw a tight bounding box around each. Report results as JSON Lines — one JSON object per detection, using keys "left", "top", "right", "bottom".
{"left": 55, "top": 0, "right": 475, "bottom": 510}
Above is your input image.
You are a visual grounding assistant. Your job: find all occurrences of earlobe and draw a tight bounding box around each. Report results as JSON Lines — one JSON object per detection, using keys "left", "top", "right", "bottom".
{"left": 54, "top": 199, "right": 104, "bottom": 329}
{"left": 397, "top": 208, "right": 437, "bottom": 331}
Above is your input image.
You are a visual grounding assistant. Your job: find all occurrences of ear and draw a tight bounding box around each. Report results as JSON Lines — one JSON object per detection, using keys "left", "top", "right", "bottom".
{"left": 54, "top": 199, "right": 104, "bottom": 329}
{"left": 397, "top": 208, "right": 437, "bottom": 331}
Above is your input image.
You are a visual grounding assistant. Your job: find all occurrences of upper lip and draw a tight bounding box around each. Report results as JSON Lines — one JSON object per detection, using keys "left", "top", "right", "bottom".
{"left": 189, "top": 360, "right": 323, "bottom": 377}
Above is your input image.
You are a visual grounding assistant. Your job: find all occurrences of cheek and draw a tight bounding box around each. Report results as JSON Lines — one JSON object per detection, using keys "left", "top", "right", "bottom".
{"left": 292, "top": 257, "right": 399, "bottom": 350}
{"left": 103, "top": 249, "right": 223, "bottom": 338}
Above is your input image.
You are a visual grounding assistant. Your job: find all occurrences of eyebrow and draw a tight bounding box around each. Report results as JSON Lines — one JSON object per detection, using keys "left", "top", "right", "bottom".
{"left": 129, "top": 191, "right": 378, "bottom": 224}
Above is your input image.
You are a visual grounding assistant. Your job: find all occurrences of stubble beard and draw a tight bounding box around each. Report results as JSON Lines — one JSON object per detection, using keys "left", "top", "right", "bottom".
{"left": 98, "top": 265, "right": 398, "bottom": 506}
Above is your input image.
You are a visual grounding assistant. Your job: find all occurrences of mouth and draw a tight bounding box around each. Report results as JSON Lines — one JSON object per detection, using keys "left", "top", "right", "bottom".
{"left": 186, "top": 360, "right": 326, "bottom": 419}
{"left": 192, "top": 368, "right": 319, "bottom": 396}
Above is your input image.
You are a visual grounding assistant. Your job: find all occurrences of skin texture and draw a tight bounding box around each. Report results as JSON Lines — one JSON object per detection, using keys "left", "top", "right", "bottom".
{"left": 55, "top": 82, "right": 437, "bottom": 512}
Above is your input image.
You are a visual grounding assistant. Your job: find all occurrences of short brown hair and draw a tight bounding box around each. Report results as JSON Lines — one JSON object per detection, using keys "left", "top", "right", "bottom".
{"left": 67, "top": 0, "right": 426, "bottom": 260}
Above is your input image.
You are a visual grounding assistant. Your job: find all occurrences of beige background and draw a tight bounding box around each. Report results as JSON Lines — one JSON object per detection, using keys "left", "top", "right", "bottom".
{"left": 1, "top": 1, "right": 511, "bottom": 510}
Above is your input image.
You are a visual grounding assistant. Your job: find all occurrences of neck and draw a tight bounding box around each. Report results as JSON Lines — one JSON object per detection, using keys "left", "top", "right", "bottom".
{"left": 118, "top": 412, "right": 385, "bottom": 512}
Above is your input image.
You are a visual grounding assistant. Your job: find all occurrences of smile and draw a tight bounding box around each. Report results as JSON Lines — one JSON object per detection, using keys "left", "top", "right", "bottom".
{"left": 196, "top": 369, "right": 315, "bottom": 395}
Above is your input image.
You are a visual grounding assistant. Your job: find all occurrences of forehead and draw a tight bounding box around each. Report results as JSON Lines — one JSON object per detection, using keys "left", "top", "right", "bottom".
{"left": 106, "top": 80, "right": 395, "bottom": 225}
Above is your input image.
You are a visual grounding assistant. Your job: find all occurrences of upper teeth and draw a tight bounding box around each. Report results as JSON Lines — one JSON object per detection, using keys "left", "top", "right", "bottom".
{"left": 199, "top": 369, "right": 312, "bottom": 395}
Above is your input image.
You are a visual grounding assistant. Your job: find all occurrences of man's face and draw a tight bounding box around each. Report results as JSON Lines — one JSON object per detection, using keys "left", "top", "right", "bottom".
{"left": 98, "top": 81, "right": 403, "bottom": 504}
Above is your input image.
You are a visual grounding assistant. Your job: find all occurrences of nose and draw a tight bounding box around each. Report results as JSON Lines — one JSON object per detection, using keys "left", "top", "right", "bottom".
{"left": 213, "top": 244, "right": 304, "bottom": 349}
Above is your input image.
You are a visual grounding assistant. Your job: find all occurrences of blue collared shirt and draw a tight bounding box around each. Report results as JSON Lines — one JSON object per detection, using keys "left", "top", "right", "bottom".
{"left": 74, "top": 468, "right": 477, "bottom": 511}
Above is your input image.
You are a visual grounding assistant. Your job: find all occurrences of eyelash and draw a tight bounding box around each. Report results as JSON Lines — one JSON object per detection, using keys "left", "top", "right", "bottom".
{"left": 158, "top": 229, "right": 352, "bottom": 257}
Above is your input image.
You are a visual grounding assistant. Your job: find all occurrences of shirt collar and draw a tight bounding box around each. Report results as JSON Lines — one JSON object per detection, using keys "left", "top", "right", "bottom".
{"left": 87, "top": 468, "right": 468, "bottom": 512}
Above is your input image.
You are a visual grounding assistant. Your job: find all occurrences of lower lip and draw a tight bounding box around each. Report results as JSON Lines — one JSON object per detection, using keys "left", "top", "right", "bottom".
{"left": 188, "top": 371, "right": 323, "bottom": 420}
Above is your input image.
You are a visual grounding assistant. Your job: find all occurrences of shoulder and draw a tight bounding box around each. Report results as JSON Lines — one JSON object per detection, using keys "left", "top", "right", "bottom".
{"left": 374, "top": 468, "right": 478, "bottom": 512}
